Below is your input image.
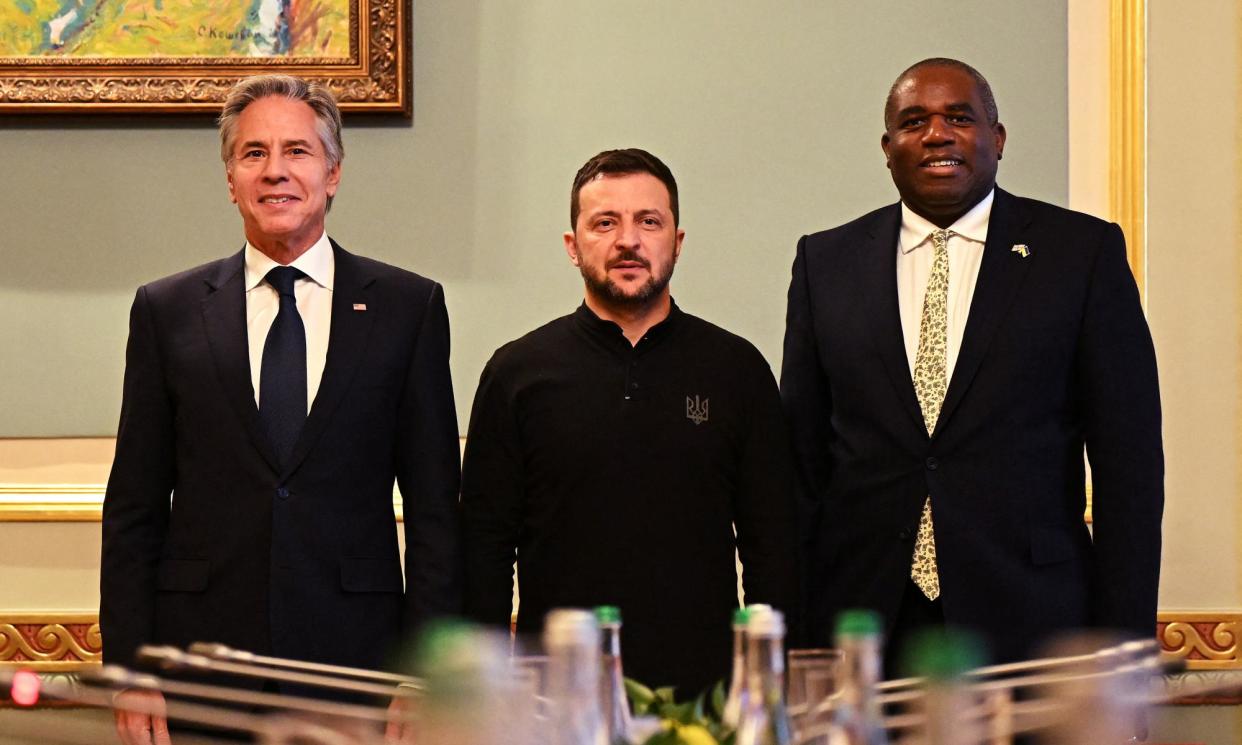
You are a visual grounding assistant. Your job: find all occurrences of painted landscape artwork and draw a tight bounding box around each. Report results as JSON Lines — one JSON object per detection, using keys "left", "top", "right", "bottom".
{"left": 0, "top": 0, "right": 350, "bottom": 58}
{"left": 0, "top": 0, "right": 407, "bottom": 113}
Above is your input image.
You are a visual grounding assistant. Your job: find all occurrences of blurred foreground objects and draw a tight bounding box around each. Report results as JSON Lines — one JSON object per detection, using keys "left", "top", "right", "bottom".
{"left": 735, "top": 606, "right": 793, "bottom": 745}
{"left": 545, "top": 609, "right": 608, "bottom": 745}
{"left": 412, "top": 621, "right": 524, "bottom": 745}
{"left": 597, "top": 605, "right": 634, "bottom": 744}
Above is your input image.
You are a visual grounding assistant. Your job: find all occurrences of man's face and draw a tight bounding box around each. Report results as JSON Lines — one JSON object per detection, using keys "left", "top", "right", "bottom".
{"left": 563, "top": 172, "right": 684, "bottom": 309}
{"left": 227, "top": 95, "right": 340, "bottom": 255}
{"left": 881, "top": 65, "right": 1006, "bottom": 227}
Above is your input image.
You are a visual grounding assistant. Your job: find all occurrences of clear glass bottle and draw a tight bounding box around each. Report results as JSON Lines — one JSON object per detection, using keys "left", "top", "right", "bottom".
{"left": 734, "top": 606, "right": 793, "bottom": 745}
{"left": 409, "top": 621, "right": 519, "bottom": 745}
{"left": 904, "top": 629, "right": 985, "bottom": 745}
{"left": 544, "top": 609, "right": 608, "bottom": 745}
{"left": 722, "top": 603, "right": 771, "bottom": 730}
{"left": 594, "top": 605, "right": 632, "bottom": 745}
{"left": 831, "top": 609, "right": 888, "bottom": 745}
{"left": 721, "top": 606, "right": 752, "bottom": 729}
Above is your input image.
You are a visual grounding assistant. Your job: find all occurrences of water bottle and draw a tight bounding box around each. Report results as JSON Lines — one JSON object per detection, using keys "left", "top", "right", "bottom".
{"left": 904, "top": 629, "right": 985, "bottom": 745}
{"left": 722, "top": 605, "right": 752, "bottom": 729}
{"left": 544, "top": 609, "right": 608, "bottom": 745}
{"left": 595, "top": 605, "right": 632, "bottom": 745}
{"left": 410, "top": 621, "right": 520, "bottom": 745}
{"left": 734, "top": 606, "right": 793, "bottom": 745}
{"left": 831, "top": 609, "right": 888, "bottom": 745}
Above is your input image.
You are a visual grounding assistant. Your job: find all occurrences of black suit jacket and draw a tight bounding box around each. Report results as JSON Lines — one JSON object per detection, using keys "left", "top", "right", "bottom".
{"left": 780, "top": 188, "right": 1162, "bottom": 662}
{"left": 101, "top": 241, "right": 462, "bottom": 674}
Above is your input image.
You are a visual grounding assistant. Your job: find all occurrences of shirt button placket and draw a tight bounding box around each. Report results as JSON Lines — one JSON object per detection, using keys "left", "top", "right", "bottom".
{"left": 625, "top": 357, "right": 638, "bottom": 401}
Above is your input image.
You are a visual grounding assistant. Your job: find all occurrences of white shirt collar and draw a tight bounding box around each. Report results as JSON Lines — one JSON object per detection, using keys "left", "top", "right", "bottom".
{"left": 244, "top": 233, "right": 335, "bottom": 291}
{"left": 898, "top": 188, "right": 995, "bottom": 254}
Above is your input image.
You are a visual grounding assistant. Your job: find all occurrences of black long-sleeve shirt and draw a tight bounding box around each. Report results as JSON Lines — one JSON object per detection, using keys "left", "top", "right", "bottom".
{"left": 461, "top": 302, "right": 798, "bottom": 695}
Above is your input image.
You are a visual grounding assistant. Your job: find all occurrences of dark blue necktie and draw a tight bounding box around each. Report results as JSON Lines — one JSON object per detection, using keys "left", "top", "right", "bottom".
{"left": 259, "top": 266, "right": 307, "bottom": 468}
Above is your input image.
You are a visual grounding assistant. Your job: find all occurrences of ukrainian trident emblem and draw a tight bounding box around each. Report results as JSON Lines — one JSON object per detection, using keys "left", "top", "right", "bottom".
{"left": 686, "top": 395, "right": 709, "bottom": 425}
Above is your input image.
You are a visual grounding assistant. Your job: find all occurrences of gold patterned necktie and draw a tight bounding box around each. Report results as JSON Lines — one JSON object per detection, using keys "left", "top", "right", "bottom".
{"left": 910, "top": 228, "right": 951, "bottom": 600}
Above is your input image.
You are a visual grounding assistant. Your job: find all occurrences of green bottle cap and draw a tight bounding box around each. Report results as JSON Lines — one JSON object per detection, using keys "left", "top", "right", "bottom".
{"left": 414, "top": 619, "right": 473, "bottom": 668}
{"left": 901, "top": 628, "right": 986, "bottom": 680}
{"left": 835, "top": 609, "right": 883, "bottom": 637}
{"left": 732, "top": 607, "right": 751, "bottom": 625}
{"left": 594, "top": 605, "right": 622, "bottom": 624}
{"left": 412, "top": 620, "right": 501, "bottom": 701}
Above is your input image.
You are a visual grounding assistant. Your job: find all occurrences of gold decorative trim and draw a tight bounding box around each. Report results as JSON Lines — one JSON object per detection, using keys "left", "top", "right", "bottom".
{"left": 1109, "top": 0, "right": 1146, "bottom": 299}
{"left": 0, "top": 611, "right": 1233, "bottom": 677}
{"left": 0, "top": 485, "right": 105, "bottom": 522}
{"left": 1236, "top": 0, "right": 1242, "bottom": 622}
{"left": 0, "top": 436, "right": 472, "bottom": 521}
{"left": 0, "top": 614, "right": 101, "bottom": 672}
{"left": 0, "top": 484, "right": 404, "bottom": 522}
{"left": 1, "top": 481, "right": 1081, "bottom": 525}
{"left": 0, "top": 0, "right": 409, "bottom": 114}
{"left": 1157, "top": 612, "right": 1242, "bottom": 670}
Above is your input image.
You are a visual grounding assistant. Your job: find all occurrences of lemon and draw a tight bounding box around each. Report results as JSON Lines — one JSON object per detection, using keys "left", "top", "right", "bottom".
{"left": 676, "top": 723, "right": 718, "bottom": 745}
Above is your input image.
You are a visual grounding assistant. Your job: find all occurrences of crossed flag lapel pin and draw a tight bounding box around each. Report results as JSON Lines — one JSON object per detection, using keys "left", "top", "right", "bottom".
{"left": 1010, "top": 244, "right": 1030, "bottom": 258}
{"left": 353, "top": 303, "right": 367, "bottom": 311}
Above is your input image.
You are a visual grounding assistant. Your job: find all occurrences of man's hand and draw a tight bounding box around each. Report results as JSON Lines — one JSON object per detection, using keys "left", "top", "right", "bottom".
{"left": 113, "top": 689, "right": 172, "bottom": 745}
{"left": 384, "top": 694, "right": 416, "bottom": 744}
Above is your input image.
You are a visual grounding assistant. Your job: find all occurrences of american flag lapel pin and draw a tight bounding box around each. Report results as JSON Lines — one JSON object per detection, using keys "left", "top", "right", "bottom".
{"left": 1010, "top": 244, "right": 1030, "bottom": 258}
{"left": 353, "top": 303, "right": 367, "bottom": 311}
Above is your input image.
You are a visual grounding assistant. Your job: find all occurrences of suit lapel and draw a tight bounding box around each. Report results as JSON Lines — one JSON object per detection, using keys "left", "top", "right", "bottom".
{"left": 860, "top": 204, "right": 927, "bottom": 434}
{"left": 282, "top": 241, "right": 377, "bottom": 478}
{"left": 936, "top": 188, "right": 1034, "bottom": 435}
{"left": 201, "top": 250, "right": 281, "bottom": 472}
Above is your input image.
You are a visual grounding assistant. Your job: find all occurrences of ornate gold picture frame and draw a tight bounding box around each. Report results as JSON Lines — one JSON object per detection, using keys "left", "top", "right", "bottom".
{"left": 0, "top": 0, "right": 411, "bottom": 114}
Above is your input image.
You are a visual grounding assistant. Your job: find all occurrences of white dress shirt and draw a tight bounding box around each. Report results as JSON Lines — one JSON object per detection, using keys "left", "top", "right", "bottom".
{"left": 244, "top": 233, "right": 334, "bottom": 413}
{"left": 896, "top": 189, "right": 994, "bottom": 382}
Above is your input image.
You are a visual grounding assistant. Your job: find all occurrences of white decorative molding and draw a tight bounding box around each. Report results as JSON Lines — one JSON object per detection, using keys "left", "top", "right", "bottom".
{"left": 0, "top": 484, "right": 404, "bottom": 522}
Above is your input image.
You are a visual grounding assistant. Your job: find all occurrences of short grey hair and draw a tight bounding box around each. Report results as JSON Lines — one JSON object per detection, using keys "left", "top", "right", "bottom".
{"left": 218, "top": 74, "right": 344, "bottom": 171}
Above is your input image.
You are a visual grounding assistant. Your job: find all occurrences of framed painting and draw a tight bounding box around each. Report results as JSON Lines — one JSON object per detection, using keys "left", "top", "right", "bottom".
{"left": 0, "top": 0, "right": 411, "bottom": 114}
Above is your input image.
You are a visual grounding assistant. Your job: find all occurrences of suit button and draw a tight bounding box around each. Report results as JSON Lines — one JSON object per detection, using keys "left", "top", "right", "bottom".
{"left": 925, "top": 457, "right": 939, "bottom": 471}
{"left": 276, "top": 487, "right": 290, "bottom": 499}
{"left": 898, "top": 528, "right": 912, "bottom": 540}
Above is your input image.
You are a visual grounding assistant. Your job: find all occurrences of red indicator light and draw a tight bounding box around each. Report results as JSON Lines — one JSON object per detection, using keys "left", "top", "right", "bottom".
{"left": 11, "top": 669, "right": 40, "bottom": 707}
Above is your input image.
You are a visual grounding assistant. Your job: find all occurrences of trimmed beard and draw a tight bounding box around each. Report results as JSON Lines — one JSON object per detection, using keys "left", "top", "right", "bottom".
{"left": 578, "top": 251, "right": 675, "bottom": 309}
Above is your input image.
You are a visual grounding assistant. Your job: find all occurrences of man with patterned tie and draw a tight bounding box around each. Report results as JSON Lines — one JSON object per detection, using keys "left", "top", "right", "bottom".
{"left": 780, "top": 58, "right": 1163, "bottom": 670}
{"left": 101, "top": 75, "right": 462, "bottom": 743}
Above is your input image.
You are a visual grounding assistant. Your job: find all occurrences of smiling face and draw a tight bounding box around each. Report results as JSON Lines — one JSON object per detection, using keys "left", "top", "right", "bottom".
{"left": 881, "top": 64, "right": 1006, "bottom": 227}
{"left": 563, "top": 172, "right": 684, "bottom": 312}
{"left": 226, "top": 95, "right": 341, "bottom": 258}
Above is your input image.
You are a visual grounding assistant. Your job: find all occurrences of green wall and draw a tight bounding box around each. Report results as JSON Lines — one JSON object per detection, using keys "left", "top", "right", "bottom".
{"left": 0, "top": 1, "right": 1067, "bottom": 436}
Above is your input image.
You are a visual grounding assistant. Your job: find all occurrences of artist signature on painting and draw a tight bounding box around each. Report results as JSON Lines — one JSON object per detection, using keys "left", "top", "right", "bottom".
{"left": 23, "top": 0, "right": 344, "bottom": 56}
{"left": 197, "top": 25, "right": 258, "bottom": 42}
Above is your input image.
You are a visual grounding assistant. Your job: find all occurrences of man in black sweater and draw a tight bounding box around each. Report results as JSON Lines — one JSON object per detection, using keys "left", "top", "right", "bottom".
{"left": 461, "top": 149, "right": 798, "bottom": 696}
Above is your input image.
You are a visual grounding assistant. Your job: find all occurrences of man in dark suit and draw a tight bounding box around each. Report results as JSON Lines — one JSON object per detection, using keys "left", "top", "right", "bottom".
{"left": 101, "top": 75, "right": 461, "bottom": 743}
{"left": 781, "top": 58, "right": 1162, "bottom": 669}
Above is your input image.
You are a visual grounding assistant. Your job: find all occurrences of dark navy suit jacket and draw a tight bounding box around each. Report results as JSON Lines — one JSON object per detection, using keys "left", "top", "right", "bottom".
{"left": 780, "top": 188, "right": 1163, "bottom": 662}
{"left": 101, "top": 241, "right": 462, "bottom": 676}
